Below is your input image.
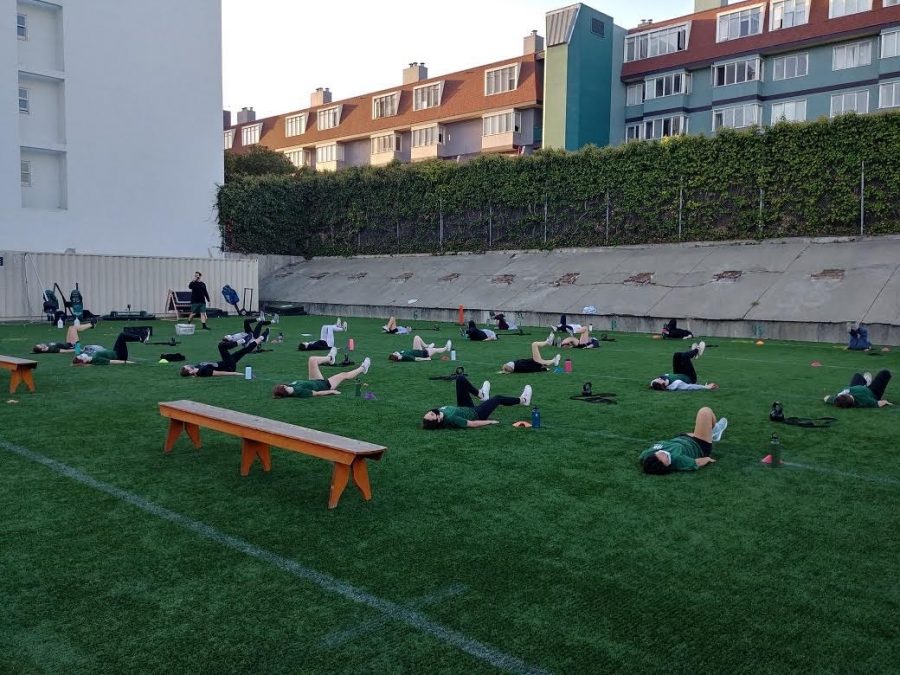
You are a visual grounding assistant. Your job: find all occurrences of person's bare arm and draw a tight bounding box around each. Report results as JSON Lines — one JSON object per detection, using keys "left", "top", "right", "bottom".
{"left": 466, "top": 419, "right": 499, "bottom": 427}
{"left": 695, "top": 457, "right": 716, "bottom": 467}
{"left": 312, "top": 389, "right": 341, "bottom": 396}
{"left": 414, "top": 357, "right": 432, "bottom": 361}
{"left": 878, "top": 400, "right": 893, "bottom": 407}
{"left": 211, "top": 371, "right": 242, "bottom": 377}
{"left": 705, "top": 383, "right": 719, "bottom": 390}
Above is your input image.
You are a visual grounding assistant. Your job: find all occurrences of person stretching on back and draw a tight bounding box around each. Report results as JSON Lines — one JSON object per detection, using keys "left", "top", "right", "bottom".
{"left": 72, "top": 328, "right": 151, "bottom": 365}
{"left": 383, "top": 316, "right": 413, "bottom": 335}
{"left": 422, "top": 374, "right": 533, "bottom": 429}
{"left": 463, "top": 320, "right": 498, "bottom": 342}
{"left": 298, "top": 318, "right": 348, "bottom": 351}
{"left": 389, "top": 336, "right": 452, "bottom": 362}
{"left": 273, "top": 348, "right": 371, "bottom": 398}
{"left": 179, "top": 335, "right": 264, "bottom": 377}
{"left": 560, "top": 326, "right": 600, "bottom": 349}
{"left": 846, "top": 323, "right": 872, "bottom": 351}
{"left": 500, "top": 333, "right": 561, "bottom": 373}
{"left": 223, "top": 317, "right": 271, "bottom": 351}
{"left": 660, "top": 318, "right": 693, "bottom": 340}
{"left": 824, "top": 370, "right": 892, "bottom": 408}
{"left": 639, "top": 406, "right": 728, "bottom": 474}
{"left": 33, "top": 320, "right": 97, "bottom": 353}
{"left": 649, "top": 343, "right": 718, "bottom": 391}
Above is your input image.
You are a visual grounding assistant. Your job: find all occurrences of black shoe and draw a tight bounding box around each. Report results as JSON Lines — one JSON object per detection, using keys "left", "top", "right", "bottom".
{"left": 90, "top": 317, "right": 98, "bottom": 328}
{"left": 202, "top": 325, "right": 211, "bottom": 330}
{"left": 169, "top": 337, "right": 176, "bottom": 346}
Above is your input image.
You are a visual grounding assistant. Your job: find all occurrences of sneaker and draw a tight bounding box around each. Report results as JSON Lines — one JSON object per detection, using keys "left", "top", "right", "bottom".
{"left": 478, "top": 381, "right": 491, "bottom": 401}
{"left": 552, "top": 354, "right": 561, "bottom": 367}
{"left": 445, "top": 339, "right": 452, "bottom": 351}
{"left": 74, "top": 318, "right": 81, "bottom": 326}
{"left": 169, "top": 337, "right": 176, "bottom": 346}
{"left": 696, "top": 341, "right": 706, "bottom": 358}
{"left": 520, "top": 385, "right": 533, "bottom": 406}
{"left": 712, "top": 417, "right": 728, "bottom": 442}
{"left": 863, "top": 372, "right": 873, "bottom": 386}
{"left": 327, "top": 346, "right": 338, "bottom": 364}
{"left": 360, "top": 356, "right": 371, "bottom": 374}
{"left": 201, "top": 325, "right": 211, "bottom": 331}
{"left": 342, "top": 321, "right": 348, "bottom": 331}
{"left": 142, "top": 330, "right": 152, "bottom": 344}
{"left": 89, "top": 317, "right": 98, "bottom": 328}
{"left": 258, "top": 312, "right": 267, "bottom": 322}
{"left": 546, "top": 331, "right": 555, "bottom": 346}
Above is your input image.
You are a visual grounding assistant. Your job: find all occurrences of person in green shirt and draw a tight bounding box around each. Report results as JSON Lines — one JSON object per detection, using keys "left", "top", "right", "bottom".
{"left": 32, "top": 321, "right": 96, "bottom": 353}
{"left": 273, "top": 348, "right": 371, "bottom": 398}
{"left": 639, "top": 406, "right": 728, "bottom": 475}
{"left": 71, "top": 329, "right": 150, "bottom": 365}
{"left": 422, "top": 374, "right": 532, "bottom": 429}
{"left": 388, "top": 336, "right": 452, "bottom": 361}
{"left": 824, "top": 370, "right": 893, "bottom": 408}
{"left": 649, "top": 343, "right": 718, "bottom": 391}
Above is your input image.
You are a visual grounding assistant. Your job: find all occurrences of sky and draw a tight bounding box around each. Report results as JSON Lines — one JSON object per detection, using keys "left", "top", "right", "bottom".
{"left": 221, "top": 0, "right": 695, "bottom": 120}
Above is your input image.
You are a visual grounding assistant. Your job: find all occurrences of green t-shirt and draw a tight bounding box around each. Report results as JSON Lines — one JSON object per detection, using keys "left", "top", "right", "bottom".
{"left": 638, "top": 435, "right": 704, "bottom": 471}
{"left": 89, "top": 348, "right": 118, "bottom": 365}
{"left": 288, "top": 379, "right": 331, "bottom": 398}
{"left": 660, "top": 373, "right": 690, "bottom": 383}
{"left": 398, "top": 349, "right": 428, "bottom": 362}
{"left": 825, "top": 385, "right": 878, "bottom": 408}
{"left": 439, "top": 405, "right": 478, "bottom": 428}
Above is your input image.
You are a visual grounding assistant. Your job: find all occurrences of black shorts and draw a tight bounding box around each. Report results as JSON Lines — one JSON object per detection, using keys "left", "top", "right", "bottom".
{"left": 681, "top": 433, "right": 712, "bottom": 457}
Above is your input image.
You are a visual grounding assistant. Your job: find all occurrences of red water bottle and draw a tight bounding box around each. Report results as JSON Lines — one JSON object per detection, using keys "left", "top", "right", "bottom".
{"left": 564, "top": 358, "right": 572, "bottom": 373}
{"left": 348, "top": 338, "right": 355, "bottom": 351}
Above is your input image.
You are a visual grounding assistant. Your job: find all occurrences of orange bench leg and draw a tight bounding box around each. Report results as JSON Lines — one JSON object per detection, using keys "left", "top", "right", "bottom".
{"left": 21, "top": 369, "right": 35, "bottom": 392}
{"left": 329, "top": 463, "right": 351, "bottom": 509}
{"left": 163, "top": 420, "right": 203, "bottom": 453}
{"left": 350, "top": 458, "right": 374, "bottom": 502}
{"left": 240, "top": 439, "right": 271, "bottom": 476}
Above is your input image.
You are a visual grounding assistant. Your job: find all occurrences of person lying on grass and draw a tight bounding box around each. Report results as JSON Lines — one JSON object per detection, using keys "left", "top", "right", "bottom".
{"left": 422, "top": 374, "right": 532, "bottom": 429}
{"left": 560, "top": 325, "right": 600, "bottom": 349}
{"left": 464, "top": 320, "right": 498, "bottom": 342}
{"left": 222, "top": 317, "right": 271, "bottom": 351}
{"left": 33, "top": 320, "right": 97, "bottom": 353}
{"left": 273, "top": 348, "right": 371, "bottom": 398}
{"left": 383, "top": 316, "right": 412, "bottom": 335}
{"left": 500, "top": 334, "right": 561, "bottom": 373}
{"left": 72, "top": 329, "right": 150, "bottom": 365}
{"left": 298, "top": 318, "right": 347, "bottom": 351}
{"left": 388, "top": 336, "right": 452, "bottom": 362}
{"left": 179, "top": 336, "right": 264, "bottom": 377}
{"left": 846, "top": 322, "right": 872, "bottom": 351}
{"left": 660, "top": 318, "right": 694, "bottom": 340}
{"left": 649, "top": 343, "right": 718, "bottom": 391}
{"left": 491, "top": 312, "right": 517, "bottom": 331}
{"left": 553, "top": 314, "right": 583, "bottom": 335}
{"left": 824, "top": 369, "right": 893, "bottom": 408}
{"left": 639, "top": 406, "right": 728, "bottom": 474}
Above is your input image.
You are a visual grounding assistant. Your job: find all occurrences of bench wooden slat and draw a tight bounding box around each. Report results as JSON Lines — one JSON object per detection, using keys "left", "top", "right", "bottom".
{"left": 0, "top": 356, "right": 38, "bottom": 368}
{"left": 0, "top": 355, "right": 38, "bottom": 394}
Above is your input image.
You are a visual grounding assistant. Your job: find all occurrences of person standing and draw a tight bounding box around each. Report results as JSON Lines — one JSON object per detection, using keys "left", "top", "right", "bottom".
{"left": 187, "top": 271, "right": 211, "bottom": 330}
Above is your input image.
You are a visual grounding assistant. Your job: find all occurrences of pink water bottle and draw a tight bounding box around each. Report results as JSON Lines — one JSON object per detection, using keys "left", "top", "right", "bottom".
{"left": 348, "top": 338, "right": 355, "bottom": 351}
{"left": 564, "top": 358, "right": 572, "bottom": 373}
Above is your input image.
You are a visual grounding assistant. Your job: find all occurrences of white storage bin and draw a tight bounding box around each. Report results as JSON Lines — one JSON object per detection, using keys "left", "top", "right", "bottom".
{"left": 175, "top": 323, "right": 195, "bottom": 336}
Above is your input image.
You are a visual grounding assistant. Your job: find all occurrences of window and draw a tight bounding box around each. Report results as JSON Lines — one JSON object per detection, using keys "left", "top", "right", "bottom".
{"left": 285, "top": 114, "right": 306, "bottom": 137}
{"left": 316, "top": 144, "right": 342, "bottom": 163}
{"left": 771, "top": 99, "right": 807, "bottom": 123}
{"left": 882, "top": 29, "right": 900, "bottom": 59}
{"left": 625, "top": 123, "right": 642, "bottom": 141}
{"left": 625, "top": 23, "right": 689, "bottom": 62}
{"left": 371, "top": 134, "right": 401, "bottom": 154}
{"left": 626, "top": 83, "right": 644, "bottom": 106}
{"left": 482, "top": 111, "right": 521, "bottom": 136}
{"left": 829, "top": 0, "right": 872, "bottom": 18}
{"left": 17, "top": 13, "right": 26, "bottom": 39}
{"left": 411, "top": 125, "right": 447, "bottom": 147}
{"left": 591, "top": 18, "right": 605, "bottom": 37}
{"left": 223, "top": 129, "right": 234, "bottom": 150}
{"left": 833, "top": 41, "right": 872, "bottom": 70}
{"left": 773, "top": 53, "right": 808, "bottom": 80}
{"left": 831, "top": 90, "right": 869, "bottom": 116}
{"left": 18, "top": 87, "right": 29, "bottom": 114}
{"left": 20, "top": 160, "right": 31, "bottom": 187}
{"left": 317, "top": 106, "right": 340, "bottom": 130}
{"left": 372, "top": 92, "right": 399, "bottom": 119}
{"left": 885, "top": 0, "right": 900, "bottom": 5}
{"left": 713, "top": 103, "right": 761, "bottom": 130}
{"left": 643, "top": 115, "right": 687, "bottom": 140}
{"left": 241, "top": 123, "right": 261, "bottom": 146}
{"left": 879, "top": 80, "right": 900, "bottom": 108}
{"left": 770, "top": 0, "right": 808, "bottom": 30}
{"left": 485, "top": 65, "right": 519, "bottom": 95}
{"left": 645, "top": 72, "right": 688, "bottom": 100}
{"left": 713, "top": 58, "right": 761, "bottom": 86}
{"left": 284, "top": 149, "right": 309, "bottom": 168}
{"left": 413, "top": 82, "right": 444, "bottom": 111}
{"left": 717, "top": 5, "right": 763, "bottom": 42}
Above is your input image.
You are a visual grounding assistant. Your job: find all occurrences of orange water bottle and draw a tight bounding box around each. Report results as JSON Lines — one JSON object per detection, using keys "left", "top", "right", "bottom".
{"left": 348, "top": 338, "right": 355, "bottom": 351}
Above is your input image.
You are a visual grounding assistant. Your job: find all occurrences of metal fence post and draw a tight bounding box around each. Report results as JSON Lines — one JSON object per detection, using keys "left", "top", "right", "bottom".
{"left": 439, "top": 198, "right": 444, "bottom": 250}
{"left": 489, "top": 204, "right": 493, "bottom": 248}
{"left": 605, "top": 191, "right": 610, "bottom": 246}
{"left": 677, "top": 182, "right": 683, "bottom": 241}
{"left": 543, "top": 195, "right": 548, "bottom": 245}
{"left": 860, "top": 160, "right": 865, "bottom": 237}
{"left": 758, "top": 188, "right": 764, "bottom": 236}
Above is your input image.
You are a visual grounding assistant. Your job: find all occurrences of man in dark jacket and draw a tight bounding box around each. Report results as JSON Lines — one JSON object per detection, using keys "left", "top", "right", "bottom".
{"left": 186, "top": 271, "right": 211, "bottom": 330}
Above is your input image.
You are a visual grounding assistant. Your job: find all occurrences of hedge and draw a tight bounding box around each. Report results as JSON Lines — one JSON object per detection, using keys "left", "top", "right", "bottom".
{"left": 217, "top": 113, "right": 900, "bottom": 257}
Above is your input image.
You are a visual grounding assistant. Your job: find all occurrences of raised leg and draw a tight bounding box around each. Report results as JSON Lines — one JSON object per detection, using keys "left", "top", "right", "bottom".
{"left": 351, "top": 458, "right": 373, "bottom": 501}
{"left": 329, "top": 463, "right": 351, "bottom": 509}
{"left": 240, "top": 439, "right": 272, "bottom": 476}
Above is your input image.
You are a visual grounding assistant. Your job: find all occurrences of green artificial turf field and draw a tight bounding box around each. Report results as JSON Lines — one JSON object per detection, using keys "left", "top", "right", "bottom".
{"left": 0, "top": 316, "right": 897, "bottom": 674}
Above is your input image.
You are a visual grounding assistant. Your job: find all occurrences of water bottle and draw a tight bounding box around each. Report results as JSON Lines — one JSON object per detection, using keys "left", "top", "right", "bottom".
{"left": 531, "top": 406, "right": 541, "bottom": 429}
{"left": 244, "top": 366, "right": 252, "bottom": 380}
{"left": 355, "top": 378, "right": 362, "bottom": 398}
{"left": 769, "top": 433, "right": 782, "bottom": 468}
{"left": 564, "top": 358, "right": 573, "bottom": 373}
{"left": 278, "top": 332, "right": 284, "bottom": 343}
{"left": 273, "top": 313, "right": 280, "bottom": 324}
{"left": 57, "top": 317, "right": 64, "bottom": 328}
{"left": 450, "top": 350, "right": 456, "bottom": 361}
{"left": 348, "top": 338, "right": 355, "bottom": 351}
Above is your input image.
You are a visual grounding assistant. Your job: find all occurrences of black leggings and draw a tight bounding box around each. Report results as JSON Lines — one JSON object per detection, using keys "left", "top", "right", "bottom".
{"left": 849, "top": 370, "right": 891, "bottom": 400}
{"left": 298, "top": 339, "right": 329, "bottom": 351}
{"left": 112, "top": 331, "right": 143, "bottom": 361}
{"left": 672, "top": 348, "right": 700, "bottom": 384}
{"left": 664, "top": 319, "right": 693, "bottom": 339}
{"left": 455, "top": 375, "right": 519, "bottom": 420}
{"left": 216, "top": 340, "right": 258, "bottom": 372}
{"left": 556, "top": 314, "right": 574, "bottom": 334}
{"left": 466, "top": 321, "right": 489, "bottom": 341}
{"left": 513, "top": 359, "right": 545, "bottom": 373}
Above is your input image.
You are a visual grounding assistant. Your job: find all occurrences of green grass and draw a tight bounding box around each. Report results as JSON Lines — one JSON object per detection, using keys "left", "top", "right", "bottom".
{"left": 0, "top": 317, "right": 897, "bottom": 674}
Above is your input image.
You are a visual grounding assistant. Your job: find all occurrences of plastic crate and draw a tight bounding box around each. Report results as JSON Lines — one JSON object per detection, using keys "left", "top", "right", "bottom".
{"left": 175, "top": 323, "right": 195, "bottom": 336}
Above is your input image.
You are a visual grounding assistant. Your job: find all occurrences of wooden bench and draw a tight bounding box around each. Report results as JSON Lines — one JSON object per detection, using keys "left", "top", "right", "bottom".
{"left": 0, "top": 356, "right": 38, "bottom": 394}
{"left": 159, "top": 400, "right": 387, "bottom": 509}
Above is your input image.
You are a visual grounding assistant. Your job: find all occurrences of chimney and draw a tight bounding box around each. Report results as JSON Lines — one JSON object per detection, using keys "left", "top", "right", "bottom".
{"left": 236, "top": 106, "right": 256, "bottom": 124}
{"left": 223, "top": 110, "right": 232, "bottom": 129}
{"left": 310, "top": 87, "right": 332, "bottom": 107}
{"left": 523, "top": 30, "right": 544, "bottom": 55}
{"left": 402, "top": 62, "right": 428, "bottom": 85}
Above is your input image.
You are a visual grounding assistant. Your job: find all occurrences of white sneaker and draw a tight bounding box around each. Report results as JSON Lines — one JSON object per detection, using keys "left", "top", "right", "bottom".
{"left": 546, "top": 331, "right": 555, "bottom": 346}
{"left": 360, "top": 357, "right": 371, "bottom": 374}
{"left": 327, "top": 347, "right": 337, "bottom": 364}
{"left": 696, "top": 341, "right": 706, "bottom": 358}
{"left": 863, "top": 372, "right": 873, "bottom": 386}
{"left": 445, "top": 339, "right": 452, "bottom": 351}
{"left": 478, "top": 381, "right": 491, "bottom": 401}
{"left": 552, "top": 354, "right": 561, "bottom": 367}
{"left": 712, "top": 417, "right": 728, "bottom": 442}
{"left": 520, "top": 385, "right": 533, "bottom": 406}
{"left": 74, "top": 318, "right": 81, "bottom": 326}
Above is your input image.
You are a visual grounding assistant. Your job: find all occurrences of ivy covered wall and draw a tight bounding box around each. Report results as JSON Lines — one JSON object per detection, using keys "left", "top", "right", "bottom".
{"left": 217, "top": 114, "right": 900, "bottom": 257}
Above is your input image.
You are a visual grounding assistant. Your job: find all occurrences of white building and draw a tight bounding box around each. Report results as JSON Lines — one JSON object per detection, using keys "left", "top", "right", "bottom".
{"left": 1, "top": 0, "right": 223, "bottom": 257}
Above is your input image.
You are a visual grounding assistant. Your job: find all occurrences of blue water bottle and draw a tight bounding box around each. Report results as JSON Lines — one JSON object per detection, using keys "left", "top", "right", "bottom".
{"left": 531, "top": 406, "right": 541, "bottom": 429}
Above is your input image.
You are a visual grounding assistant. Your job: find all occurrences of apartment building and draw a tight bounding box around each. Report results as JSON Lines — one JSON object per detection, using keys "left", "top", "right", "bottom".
{"left": 225, "top": 33, "right": 544, "bottom": 171}
{"left": 619, "top": 0, "right": 900, "bottom": 142}
{"left": 3, "top": 0, "right": 223, "bottom": 257}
